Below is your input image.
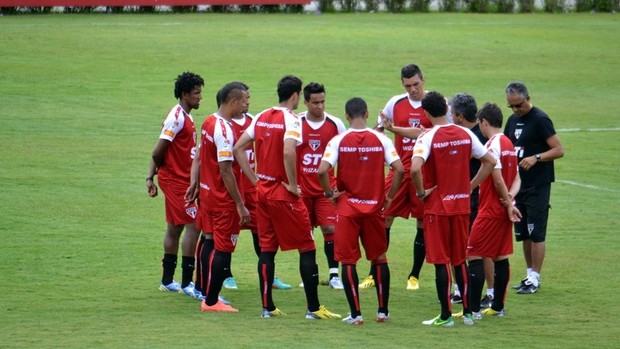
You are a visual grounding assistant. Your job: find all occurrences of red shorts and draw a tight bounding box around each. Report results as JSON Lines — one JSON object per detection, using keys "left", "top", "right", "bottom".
{"left": 207, "top": 210, "right": 240, "bottom": 253}
{"left": 467, "top": 216, "right": 514, "bottom": 259}
{"left": 334, "top": 213, "right": 387, "bottom": 265}
{"left": 256, "top": 192, "right": 315, "bottom": 253}
{"left": 302, "top": 196, "right": 337, "bottom": 227}
{"left": 158, "top": 177, "right": 197, "bottom": 225}
{"left": 383, "top": 172, "right": 423, "bottom": 219}
{"left": 241, "top": 190, "right": 258, "bottom": 232}
{"left": 423, "top": 214, "right": 469, "bottom": 265}
{"left": 196, "top": 205, "right": 212, "bottom": 233}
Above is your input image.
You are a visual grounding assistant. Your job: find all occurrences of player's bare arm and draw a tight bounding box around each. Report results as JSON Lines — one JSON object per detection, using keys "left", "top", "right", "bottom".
{"left": 219, "top": 160, "right": 251, "bottom": 226}
{"left": 491, "top": 168, "right": 522, "bottom": 222}
{"left": 317, "top": 160, "right": 342, "bottom": 204}
{"left": 470, "top": 151, "right": 496, "bottom": 192}
{"left": 282, "top": 138, "right": 301, "bottom": 196}
{"left": 233, "top": 131, "right": 258, "bottom": 186}
{"left": 185, "top": 151, "right": 200, "bottom": 204}
{"left": 146, "top": 159, "right": 159, "bottom": 197}
{"left": 379, "top": 111, "right": 424, "bottom": 139}
{"left": 383, "top": 159, "right": 405, "bottom": 210}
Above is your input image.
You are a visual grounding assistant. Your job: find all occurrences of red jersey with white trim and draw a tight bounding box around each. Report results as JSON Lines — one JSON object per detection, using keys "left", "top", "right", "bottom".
{"left": 245, "top": 107, "right": 302, "bottom": 201}
{"left": 158, "top": 104, "right": 197, "bottom": 183}
{"left": 198, "top": 114, "right": 240, "bottom": 211}
{"left": 478, "top": 133, "right": 518, "bottom": 218}
{"left": 231, "top": 113, "right": 256, "bottom": 194}
{"left": 413, "top": 124, "right": 487, "bottom": 216}
{"left": 298, "top": 111, "right": 346, "bottom": 197}
{"left": 378, "top": 94, "right": 432, "bottom": 171}
{"left": 322, "top": 128, "right": 400, "bottom": 216}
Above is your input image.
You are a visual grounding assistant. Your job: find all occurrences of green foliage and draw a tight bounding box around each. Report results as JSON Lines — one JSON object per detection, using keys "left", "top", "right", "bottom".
{"left": 1, "top": 13, "right": 619, "bottom": 348}
{"left": 543, "top": 0, "right": 566, "bottom": 12}
{"left": 384, "top": 0, "right": 407, "bottom": 12}
{"left": 594, "top": 0, "right": 617, "bottom": 12}
{"left": 470, "top": 0, "right": 491, "bottom": 12}
{"left": 440, "top": 0, "right": 459, "bottom": 12}
{"left": 411, "top": 0, "right": 431, "bottom": 12}
{"left": 337, "top": 0, "right": 358, "bottom": 12}
{"left": 496, "top": 0, "right": 516, "bottom": 12}
{"left": 575, "top": 0, "right": 594, "bottom": 11}
{"left": 517, "top": 0, "right": 535, "bottom": 12}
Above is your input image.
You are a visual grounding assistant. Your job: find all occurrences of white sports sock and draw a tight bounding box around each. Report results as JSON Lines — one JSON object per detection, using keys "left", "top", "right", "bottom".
{"left": 454, "top": 285, "right": 461, "bottom": 296}
{"left": 329, "top": 268, "right": 339, "bottom": 276}
{"left": 526, "top": 268, "right": 533, "bottom": 277}
{"left": 487, "top": 288, "right": 494, "bottom": 297}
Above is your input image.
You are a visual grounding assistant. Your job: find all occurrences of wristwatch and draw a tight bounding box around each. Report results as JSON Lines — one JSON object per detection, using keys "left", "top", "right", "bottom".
{"left": 324, "top": 191, "right": 334, "bottom": 199}
{"left": 416, "top": 191, "right": 426, "bottom": 199}
{"left": 535, "top": 154, "right": 541, "bottom": 162}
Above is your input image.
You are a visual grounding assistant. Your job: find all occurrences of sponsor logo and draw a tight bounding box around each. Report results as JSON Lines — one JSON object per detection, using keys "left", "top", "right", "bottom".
{"left": 256, "top": 121, "right": 284, "bottom": 129}
{"left": 442, "top": 193, "right": 469, "bottom": 201}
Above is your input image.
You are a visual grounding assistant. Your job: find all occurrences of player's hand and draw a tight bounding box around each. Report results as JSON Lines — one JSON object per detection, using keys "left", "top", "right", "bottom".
{"left": 508, "top": 204, "right": 522, "bottom": 223}
{"left": 382, "top": 196, "right": 393, "bottom": 211}
{"left": 282, "top": 181, "right": 301, "bottom": 197}
{"left": 147, "top": 180, "right": 158, "bottom": 198}
{"left": 184, "top": 183, "right": 198, "bottom": 206}
{"left": 417, "top": 186, "right": 436, "bottom": 201}
{"left": 327, "top": 190, "right": 343, "bottom": 205}
{"left": 379, "top": 111, "right": 394, "bottom": 131}
{"left": 237, "top": 204, "right": 251, "bottom": 226}
{"left": 519, "top": 156, "right": 537, "bottom": 171}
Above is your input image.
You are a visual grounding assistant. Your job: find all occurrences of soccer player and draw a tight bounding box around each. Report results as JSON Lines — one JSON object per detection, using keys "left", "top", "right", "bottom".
{"left": 189, "top": 82, "right": 250, "bottom": 312}
{"left": 411, "top": 91, "right": 495, "bottom": 327}
{"left": 298, "top": 82, "right": 346, "bottom": 290}
{"left": 503, "top": 81, "right": 564, "bottom": 294}
{"left": 225, "top": 83, "right": 292, "bottom": 291}
{"left": 467, "top": 102, "right": 522, "bottom": 318}
{"left": 370, "top": 64, "right": 432, "bottom": 291}
{"left": 146, "top": 71, "right": 203, "bottom": 297}
{"left": 318, "top": 97, "right": 404, "bottom": 325}
{"left": 449, "top": 93, "right": 493, "bottom": 307}
{"left": 233, "top": 75, "right": 340, "bottom": 320}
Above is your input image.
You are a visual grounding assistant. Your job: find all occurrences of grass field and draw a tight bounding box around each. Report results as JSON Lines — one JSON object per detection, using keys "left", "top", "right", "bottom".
{"left": 1, "top": 12, "right": 619, "bottom": 348}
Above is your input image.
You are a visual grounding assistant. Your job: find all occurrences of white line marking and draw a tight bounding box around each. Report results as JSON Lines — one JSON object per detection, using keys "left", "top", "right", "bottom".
{"left": 557, "top": 180, "right": 619, "bottom": 193}
{"left": 557, "top": 127, "right": 620, "bottom": 132}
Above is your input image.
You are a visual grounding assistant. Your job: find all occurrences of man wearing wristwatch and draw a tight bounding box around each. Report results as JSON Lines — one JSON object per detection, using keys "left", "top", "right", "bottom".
{"left": 503, "top": 81, "right": 564, "bottom": 295}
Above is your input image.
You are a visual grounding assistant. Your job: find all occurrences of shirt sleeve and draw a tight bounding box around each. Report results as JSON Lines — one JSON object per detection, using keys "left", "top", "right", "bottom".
{"left": 321, "top": 134, "right": 341, "bottom": 167}
{"left": 284, "top": 111, "right": 302, "bottom": 145}
{"left": 214, "top": 119, "right": 234, "bottom": 162}
{"left": 412, "top": 131, "right": 431, "bottom": 162}
{"left": 487, "top": 136, "right": 502, "bottom": 170}
{"left": 377, "top": 97, "right": 396, "bottom": 127}
{"left": 467, "top": 128, "right": 488, "bottom": 159}
{"left": 159, "top": 110, "right": 185, "bottom": 141}
{"left": 380, "top": 133, "right": 400, "bottom": 165}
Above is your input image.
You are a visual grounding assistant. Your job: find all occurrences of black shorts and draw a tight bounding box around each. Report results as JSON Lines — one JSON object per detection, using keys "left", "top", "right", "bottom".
{"left": 514, "top": 184, "right": 551, "bottom": 243}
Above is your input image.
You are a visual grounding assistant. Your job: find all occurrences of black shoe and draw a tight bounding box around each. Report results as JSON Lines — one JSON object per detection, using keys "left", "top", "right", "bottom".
{"left": 516, "top": 281, "right": 539, "bottom": 294}
{"left": 451, "top": 294, "right": 463, "bottom": 304}
{"left": 511, "top": 277, "right": 528, "bottom": 290}
{"left": 480, "top": 295, "right": 494, "bottom": 308}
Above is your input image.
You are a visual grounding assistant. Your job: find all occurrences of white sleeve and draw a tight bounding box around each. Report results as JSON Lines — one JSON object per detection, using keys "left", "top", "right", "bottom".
{"left": 159, "top": 109, "right": 185, "bottom": 141}
{"left": 412, "top": 130, "right": 432, "bottom": 162}
{"left": 468, "top": 129, "right": 487, "bottom": 159}
{"left": 245, "top": 113, "right": 259, "bottom": 140}
{"left": 321, "top": 134, "right": 342, "bottom": 167}
{"left": 380, "top": 133, "right": 400, "bottom": 165}
{"left": 487, "top": 136, "right": 502, "bottom": 170}
{"left": 377, "top": 95, "right": 398, "bottom": 127}
{"left": 214, "top": 119, "right": 235, "bottom": 162}
{"left": 284, "top": 111, "right": 302, "bottom": 145}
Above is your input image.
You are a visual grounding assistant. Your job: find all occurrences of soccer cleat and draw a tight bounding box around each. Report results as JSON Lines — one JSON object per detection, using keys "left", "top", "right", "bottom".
{"left": 201, "top": 299, "right": 239, "bottom": 313}
{"left": 516, "top": 280, "right": 539, "bottom": 294}
{"left": 452, "top": 311, "right": 463, "bottom": 319}
{"left": 342, "top": 315, "right": 364, "bottom": 325}
{"left": 305, "top": 305, "right": 342, "bottom": 320}
{"left": 181, "top": 282, "right": 199, "bottom": 299}
{"left": 272, "top": 277, "right": 292, "bottom": 290}
{"left": 218, "top": 295, "right": 231, "bottom": 305}
{"left": 376, "top": 312, "right": 390, "bottom": 323}
{"left": 329, "top": 277, "right": 344, "bottom": 290}
{"left": 407, "top": 276, "right": 420, "bottom": 290}
{"left": 482, "top": 308, "right": 505, "bottom": 317}
{"left": 472, "top": 311, "right": 483, "bottom": 320}
{"left": 299, "top": 281, "right": 304, "bottom": 288}
{"left": 480, "top": 295, "right": 494, "bottom": 308}
{"left": 223, "top": 277, "right": 238, "bottom": 290}
{"left": 451, "top": 294, "right": 463, "bottom": 304}
{"left": 512, "top": 277, "right": 528, "bottom": 289}
{"left": 463, "top": 313, "right": 474, "bottom": 326}
{"left": 261, "top": 308, "right": 286, "bottom": 318}
{"left": 422, "top": 315, "right": 455, "bottom": 327}
{"left": 359, "top": 275, "right": 375, "bottom": 288}
{"left": 159, "top": 281, "right": 182, "bottom": 292}
{"left": 194, "top": 289, "right": 205, "bottom": 301}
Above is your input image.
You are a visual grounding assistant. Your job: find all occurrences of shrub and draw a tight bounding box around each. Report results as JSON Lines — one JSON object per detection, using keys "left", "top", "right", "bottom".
{"left": 318, "top": 0, "right": 337, "bottom": 12}
{"left": 496, "top": 0, "right": 516, "bottom": 12}
{"left": 593, "top": 0, "right": 616, "bottom": 12}
{"left": 440, "top": 0, "right": 459, "bottom": 12}
{"left": 574, "top": 0, "right": 594, "bottom": 11}
{"left": 411, "top": 0, "right": 431, "bottom": 12}
{"left": 470, "top": 0, "right": 491, "bottom": 12}
{"left": 384, "top": 0, "right": 407, "bottom": 12}
{"left": 544, "top": 0, "right": 565, "bottom": 12}
{"left": 337, "top": 0, "right": 358, "bottom": 12}
{"left": 517, "top": 0, "right": 535, "bottom": 12}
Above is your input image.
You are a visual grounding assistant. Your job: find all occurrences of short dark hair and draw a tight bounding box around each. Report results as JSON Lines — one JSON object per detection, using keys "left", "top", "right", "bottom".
{"left": 401, "top": 64, "right": 423, "bottom": 80}
{"left": 450, "top": 93, "right": 478, "bottom": 123}
{"left": 174, "top": 72, "right": 204, "bottom": 100}
{"left": 217, "top": 81, "right": 249, "bottom": 107}
{"left": 421, "top": 91, "right": 447, "bottom": 118}
{"left": 505, "top": 81, "right": 529, "bottom": 98}
{"left": 277, "top": 75, "right": 302, "bottom": 103}
{"left": 303, "top": 82, "right": 325, "bottom": 102}
{"left": 219, "top": 82, "right": 247, "bottom": 105}
{"left": 476, "top": 103, "right": 504, "bottom": 128}
{"left": 345, "top": 97, "right": 367, "bottom": 119}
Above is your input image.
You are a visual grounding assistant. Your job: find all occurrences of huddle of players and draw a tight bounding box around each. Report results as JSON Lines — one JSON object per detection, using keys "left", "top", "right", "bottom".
{"left": 146, "top": 66, "right": 548, "bottom": 326}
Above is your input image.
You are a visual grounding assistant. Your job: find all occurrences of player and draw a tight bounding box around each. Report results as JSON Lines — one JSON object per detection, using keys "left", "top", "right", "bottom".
{"left": 370, "top": 63, "right": 432, "bottom": 291}
{"left": 318, "top": 97, "right": 404, "bottom": 325}
{"left": 233, "top": 75, "right": 340, "bottom": 320}
{"left": 503, "top": 81, "right": 564, "bottom": 294}
{"left": 411, "top": 91, "right": 495, "bottom": 327}
{"left": 467, "top": 102, "right": 522, "bottom": 318}
{"left": 146, "top": 71, "right": 203, "bottom": 297}
{"left": 298, "top": 82, "right": 346, "bottom": 290}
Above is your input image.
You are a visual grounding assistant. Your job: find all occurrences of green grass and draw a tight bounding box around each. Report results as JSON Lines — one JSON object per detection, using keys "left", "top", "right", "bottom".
{"left": 1, "top": 13, "right": 619, "bottom": 348}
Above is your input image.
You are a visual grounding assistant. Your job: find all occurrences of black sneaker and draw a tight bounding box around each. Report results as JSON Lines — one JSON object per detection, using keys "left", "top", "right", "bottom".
{"left": 480, "top": 295, "right": 494, "bottom": 308}
{"left": 511, "top": 277, "right": 528, "bottom": 290}
{"left": 451, "top": 294, "right": 463, "bottom": 304}
{"left": 516, "top": 281, "right": 539, "bottom": 294}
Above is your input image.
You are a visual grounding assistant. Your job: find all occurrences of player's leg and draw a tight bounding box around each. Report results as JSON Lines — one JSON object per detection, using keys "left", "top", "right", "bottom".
{"left": 408, "top": 218, "right": 425, "bottom": 290}
{"left": 481, "top": 258, "right": 495, "bottom": 307}
{"left": 161, "top": 222, "right": 183, "bottom": 288}
{"left": 467, "top": 257, "right": 484, "bottom": 314}
{"left": 336, "top": 215, "right": 363, "bottom": 322}
{"left": 180, "top": 222, "right": 198, "bottom": 289}
{"left": 490, "top": 257, "right": 510, "bottom": 313}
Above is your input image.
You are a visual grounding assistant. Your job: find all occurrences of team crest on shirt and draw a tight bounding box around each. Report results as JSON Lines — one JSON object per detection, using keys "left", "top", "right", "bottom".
{"left": 408, "top": 118, "right": 420, "bottom": 127}
{"left": 186, "top": 206, "right": 197, "bottom": 219}
{"left": 527, "top": 223, "right": 535, "bottom": 234}
{"left": 231, "top": 234, "right": 239, "bottom": 246}
{"left": 309, "top": 140, "right": 321, "bottom": 151}
{"left": 514, "top": 128, "right": 522, "bottom": 139}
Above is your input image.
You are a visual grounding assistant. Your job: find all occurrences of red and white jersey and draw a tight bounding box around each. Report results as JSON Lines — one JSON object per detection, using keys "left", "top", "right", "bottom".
{"left": 297, "top": 111, "right": 346, "bottom": 197}
{"left": 231, "top": 113, "right": 256, "bottom": 194}
{"left": 478, "top": 133, "right": 519, "bottom": 218}
{"left": 322, "top": 128, "right": 400, "bottom": 216}
{"left": 413, "top": 124, "right": 487, "bottom": 216}
{"left": 378, "top": 94, "right": 432, "bottom": 171}
{"left": 158, "top": 104, "right": 197, "bottom": 183}
{"left": 245, "top": 107, "right": 302, "bottom": 201}
{"left": 198, "top": 114, "right": 240, "bottom": 211}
